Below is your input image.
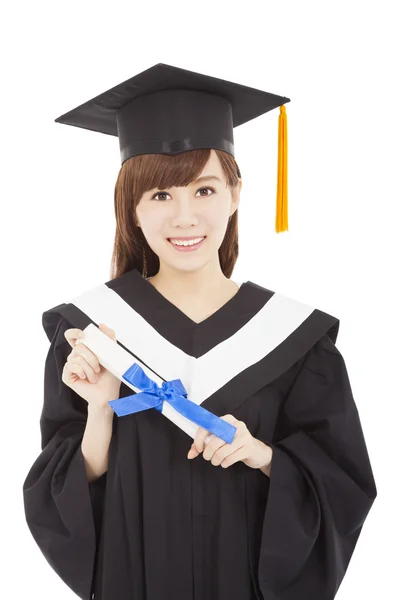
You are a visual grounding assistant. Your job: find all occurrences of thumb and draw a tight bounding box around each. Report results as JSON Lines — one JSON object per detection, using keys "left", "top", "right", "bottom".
{"left": 99, "top": 323, "right": 117, "bottom": 342}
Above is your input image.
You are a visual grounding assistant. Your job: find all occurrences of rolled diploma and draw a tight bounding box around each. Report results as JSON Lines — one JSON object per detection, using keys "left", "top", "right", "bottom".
{"left": 76, "top": 323, "right": 202, "bottom": 440}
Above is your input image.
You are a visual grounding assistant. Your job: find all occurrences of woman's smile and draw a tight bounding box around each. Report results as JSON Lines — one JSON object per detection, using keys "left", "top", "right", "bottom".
{"left": 167, "top": 236, "right": 206, "bottom": 252}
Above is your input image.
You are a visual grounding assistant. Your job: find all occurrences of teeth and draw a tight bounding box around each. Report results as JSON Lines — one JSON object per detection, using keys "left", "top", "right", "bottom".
{"left": 170, "top": 237, "right": 204, "bottom": 247}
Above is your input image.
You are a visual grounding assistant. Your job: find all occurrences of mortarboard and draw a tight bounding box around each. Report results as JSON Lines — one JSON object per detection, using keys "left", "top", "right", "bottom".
{"left": 55, "top": 63, "right": 290, "bottom": 232}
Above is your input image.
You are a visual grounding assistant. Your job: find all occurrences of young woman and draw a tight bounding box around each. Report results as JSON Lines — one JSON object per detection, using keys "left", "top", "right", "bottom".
{"left": 22, "top": 64, "right": 377, "bottom": 600}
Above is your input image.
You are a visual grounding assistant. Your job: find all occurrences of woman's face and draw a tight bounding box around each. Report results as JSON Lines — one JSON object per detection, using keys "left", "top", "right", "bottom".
{"left": 135, "top": 150, "right": 241, "bottom": 273}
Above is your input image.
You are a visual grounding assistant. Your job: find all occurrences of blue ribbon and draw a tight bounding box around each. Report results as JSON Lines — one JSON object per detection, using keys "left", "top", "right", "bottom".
{"left": 108, "top": 362, "right": 237, "bottom": 444}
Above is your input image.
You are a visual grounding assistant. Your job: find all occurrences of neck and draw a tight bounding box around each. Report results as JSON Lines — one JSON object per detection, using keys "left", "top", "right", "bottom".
{"left": 148, "top": 264, "right": 230, "bottom": 294}
{"left": 145, "top": 264, "right": 240, "bottom": 308}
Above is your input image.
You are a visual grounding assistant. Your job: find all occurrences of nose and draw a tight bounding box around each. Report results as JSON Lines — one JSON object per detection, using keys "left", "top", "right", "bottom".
{"left": 170, "top": 196, "right": 200, "bottom": 227}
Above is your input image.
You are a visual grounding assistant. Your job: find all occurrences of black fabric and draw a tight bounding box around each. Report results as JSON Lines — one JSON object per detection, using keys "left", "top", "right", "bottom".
{"left": 22, "top": 313, "right": 105, "bottom": 599}
{"left": 22, "top": 304, "right": 376, "bottom": 600}
{"left": 253, "top": 333, "right": 377, "bottom": 599}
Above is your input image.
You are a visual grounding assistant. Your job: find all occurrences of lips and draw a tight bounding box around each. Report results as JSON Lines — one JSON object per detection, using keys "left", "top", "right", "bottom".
{"left": 167, "top": 236, "right": 206, "bottom": 242}
{"left": 167, "top": 236, "right": 206, "bottom": 252}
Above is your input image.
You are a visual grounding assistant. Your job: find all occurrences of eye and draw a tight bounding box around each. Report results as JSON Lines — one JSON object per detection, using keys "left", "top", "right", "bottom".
{"left": 196, "top": 186, "right": 216, "bottom": 197}
{"left": 150, "top": 186, "right": 216, "bottom": 201}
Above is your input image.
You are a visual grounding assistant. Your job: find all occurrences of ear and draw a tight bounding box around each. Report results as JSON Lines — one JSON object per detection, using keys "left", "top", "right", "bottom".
{"left": 229, "top": 178, "right": 242, "bottom": 217}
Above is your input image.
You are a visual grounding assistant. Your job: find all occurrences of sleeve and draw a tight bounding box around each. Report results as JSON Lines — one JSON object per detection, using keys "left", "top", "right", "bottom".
{"left": 22, "top": 309, "right": 109, "bottom": 600}
{"left": 257, "top": 333, "right": 377, "bottom": 600}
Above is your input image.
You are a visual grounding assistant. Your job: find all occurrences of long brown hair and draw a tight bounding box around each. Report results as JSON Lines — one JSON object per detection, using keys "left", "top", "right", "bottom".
{"left": 110, "top": 148, "right": 241, "bottom": 280}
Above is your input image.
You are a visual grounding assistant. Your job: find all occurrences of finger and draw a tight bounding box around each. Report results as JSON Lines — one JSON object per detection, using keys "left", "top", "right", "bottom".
{"left": 219, "top": 414, "right": 245, "bottom": 441}
{"left": 189, "top": 416, "right": 242, "bottom": 460}
{"left": 64, "top": 328, "right": 85, "bottom": 348}
{"left": 202, "top": 434, "right": 227, "bottom": 460}
{"left": 70, "top": 344, "right": 101, "bottom": 375}
{"left": 203, "top": 420, "right": 244, "bottom": 460}
{"left": 193, "top": 426, "right": 212, "bottom": 453}
{"left": 68, "top": 355, "right": 98, "bottom": 384}
{"left": 200, "top": 433, "right": 215, "bottom": 456}
{"left": 219, "top": 445, "right": 248, "bottom": 468}
{"left": 194, "top": 416, "right": 239, "bottom": 452}
{"left": 188, "top": 432, "right": 233, "bottom": 460}
{"left": 63, "top": 360, "right": 87, "bottom": 382}
{"left": 187, "top": 444, "right": 199, "bottom": 458}
{"left": 99, "top": 323, "right": 117, "bottom": 341}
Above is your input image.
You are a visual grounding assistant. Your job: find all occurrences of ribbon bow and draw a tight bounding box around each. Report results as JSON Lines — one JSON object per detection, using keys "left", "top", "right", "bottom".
{"left": 108, "top": 362, "right": 236, "bottom": 444}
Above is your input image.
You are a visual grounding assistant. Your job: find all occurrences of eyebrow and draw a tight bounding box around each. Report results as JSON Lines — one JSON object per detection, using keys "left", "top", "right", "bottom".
{"left": 149, "top": 174, "right": 223, "bottom": 195}
{"left": 191, "top": 175, "right": 223, "bottom": 184}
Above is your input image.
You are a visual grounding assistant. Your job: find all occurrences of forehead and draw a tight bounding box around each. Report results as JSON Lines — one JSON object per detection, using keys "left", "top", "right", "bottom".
{"left": 192, "top": 150, "right": 225, "bottom": 182}
{"left": 202, "top": 149, "right": 222, "bottom": 172}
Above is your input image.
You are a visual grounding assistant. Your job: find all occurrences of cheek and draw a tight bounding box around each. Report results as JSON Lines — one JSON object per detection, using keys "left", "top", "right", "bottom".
{"left": 206, "top": 205, "right": 231, "bottom": 231}
{"left": 137, "top": 208, "right": 166, "bottom": 240}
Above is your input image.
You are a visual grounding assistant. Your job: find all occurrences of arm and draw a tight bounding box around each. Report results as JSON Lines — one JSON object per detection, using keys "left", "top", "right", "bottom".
{"left": 82, "top": 403, "right": 114, "bottom": 483}
{"left": 257, "top": 333, "right": 377, "bottom": 600}
{"left": 258, "top": 444, "right": 273, "bottom": 477}
{"left": 22, "top": 311, "right": 108, "bottom": 600}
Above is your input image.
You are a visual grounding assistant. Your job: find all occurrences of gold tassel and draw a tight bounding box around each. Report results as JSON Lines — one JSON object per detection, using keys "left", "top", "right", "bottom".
{"left": 275, "top": 105, "right": 288, "bottom": 233}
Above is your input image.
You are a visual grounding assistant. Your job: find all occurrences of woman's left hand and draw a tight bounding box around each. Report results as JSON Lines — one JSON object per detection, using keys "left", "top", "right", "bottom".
{"left": 187, "top": 414, "right": 273, "bottom": 470}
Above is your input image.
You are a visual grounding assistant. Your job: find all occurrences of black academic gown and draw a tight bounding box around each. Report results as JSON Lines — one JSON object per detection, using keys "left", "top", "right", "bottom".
{"left": 22, "top": 267, "right": 377, "bottom": 600}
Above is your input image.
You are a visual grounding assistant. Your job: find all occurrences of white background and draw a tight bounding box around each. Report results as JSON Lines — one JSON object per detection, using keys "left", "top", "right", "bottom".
{"left": 2, "top": 0, "right": 397, "bottom": 598}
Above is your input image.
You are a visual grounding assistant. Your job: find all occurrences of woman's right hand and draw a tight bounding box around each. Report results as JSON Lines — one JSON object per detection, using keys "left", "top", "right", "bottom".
{"left": 62, "top": 323, "right": 122, "bottom": 411}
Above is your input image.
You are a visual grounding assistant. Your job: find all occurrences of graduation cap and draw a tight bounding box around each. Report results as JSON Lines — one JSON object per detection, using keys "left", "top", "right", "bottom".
{"left": 55, "top": 63, "right": 290, "bottom": 233}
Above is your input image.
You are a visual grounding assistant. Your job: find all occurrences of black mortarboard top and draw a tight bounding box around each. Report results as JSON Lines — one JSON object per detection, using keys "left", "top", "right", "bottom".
{"left": 55, "top": 63, "right": 290, "bottom": 232}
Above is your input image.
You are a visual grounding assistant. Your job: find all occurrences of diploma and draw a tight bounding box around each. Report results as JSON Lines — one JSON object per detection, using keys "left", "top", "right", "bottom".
{"left": 76, "top": 323, "right": 237, "bottom": 444}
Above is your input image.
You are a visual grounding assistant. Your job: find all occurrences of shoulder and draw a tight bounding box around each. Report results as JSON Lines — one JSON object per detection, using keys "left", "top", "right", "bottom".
{"left": 302, "top": 332, "right": 347, "bottom": 387}
{"left": 42, "top": 303, "right": 72, "bottom": 346}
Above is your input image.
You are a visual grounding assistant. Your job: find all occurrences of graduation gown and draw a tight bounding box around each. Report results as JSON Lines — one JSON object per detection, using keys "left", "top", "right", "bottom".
{"left": 22, "top": 267, "right": 377, "bottom": 600}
